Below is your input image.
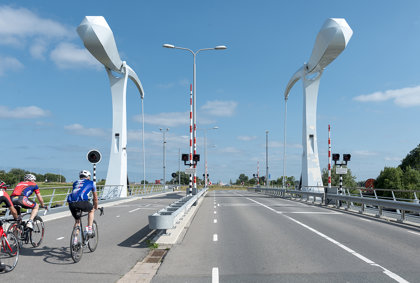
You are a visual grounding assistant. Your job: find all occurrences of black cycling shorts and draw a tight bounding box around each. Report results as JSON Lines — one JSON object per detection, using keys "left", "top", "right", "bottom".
{"left": 11, "top": 195, "right": 36, "bottom": 209}
{"left": 69, "top": 201, "right": 93, "bottom": 220}
{"left": 0, "top": 190, "right": 13, "bottom": 208}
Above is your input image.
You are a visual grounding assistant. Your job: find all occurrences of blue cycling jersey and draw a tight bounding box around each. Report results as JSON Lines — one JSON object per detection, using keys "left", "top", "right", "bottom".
{"left": 67, "top": 179, "right": 96, "bottom": 203}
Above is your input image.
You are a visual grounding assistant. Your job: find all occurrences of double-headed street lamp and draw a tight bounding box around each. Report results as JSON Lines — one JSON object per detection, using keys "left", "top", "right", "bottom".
{"left": 163, "top": 43, "right": 227, "bottom": 194}
{"left": 160, "top": 128, "right": 169, "bottom": 187}
{"left": 203, "top": 126, "right": 219, "bottom": 187}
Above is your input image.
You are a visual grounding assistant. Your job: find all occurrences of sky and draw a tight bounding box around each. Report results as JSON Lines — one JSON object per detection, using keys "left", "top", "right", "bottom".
{"left": 0, "top": 0, "right": 419, "bottom": 185}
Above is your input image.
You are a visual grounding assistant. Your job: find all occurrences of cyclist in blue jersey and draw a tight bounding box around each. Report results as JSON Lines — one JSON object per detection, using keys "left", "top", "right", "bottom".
{"left": 67, "top": 170, "right": 98, "bottom": 237}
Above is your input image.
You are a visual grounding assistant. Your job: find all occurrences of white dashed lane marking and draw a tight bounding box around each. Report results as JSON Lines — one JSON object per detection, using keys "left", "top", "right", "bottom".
{"left": 212, "top": 267, "right": 219, "bottom": 283}
{"left": 214, "top": 219, "right": 217, "bottom": 223}
{"left": 213, "top": 234, "right": 218, "bottom": 242}
{"left": 56, "top": 237, "right": 64, "bottom": 240}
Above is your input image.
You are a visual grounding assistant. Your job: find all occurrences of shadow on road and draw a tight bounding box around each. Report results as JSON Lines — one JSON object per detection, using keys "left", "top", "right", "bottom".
{"left": 118, "top": 224, "right": 152, "bottom": 249}
{"left": 19, "top": 245, "right": 74, "bottom": 265}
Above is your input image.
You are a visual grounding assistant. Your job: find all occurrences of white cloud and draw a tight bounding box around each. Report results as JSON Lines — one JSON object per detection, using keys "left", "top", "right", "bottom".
{"left": 30, "top": 39, "right": 48, "bottom": 59}
{"left": 0, "top": 6, "right": 73, "bottom": 40}
{"left": 0, "top": 56, "right": 23, "bottom": 75}
{"left": 384, "top": 156, "right": 401, "bottom": 162}
{"left": 353, "top": 150, "right": 378, "bottom": 157}
{"left": 64, "top": 124, "right": 107, "bottom": 137}
{"left": 237, "top": 136, "right": 257, "bottom": 141}
{"left": 50, "top": 43, "right": 101, "bottom": 69}
{"left": 354, "top": 85, "right": 420, "bottom": 107}
{"left": 201, "top": 100, "right": 238, "bottom": 117}
{"left": 156, "top": 79, "right": 189, "bottom": 89}
{"left": 218, "top": 147, "right": 241, "bottom": 154}
{"left": 134, "top": 112, "right": 189, "bottom": 127}
{"left": 0, "top": 105, "right": 49, "bottom": 119}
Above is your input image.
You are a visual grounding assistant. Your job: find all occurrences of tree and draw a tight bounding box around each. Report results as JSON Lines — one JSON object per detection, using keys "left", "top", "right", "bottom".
{"left": 321, "top": 166, "right": 357, "bottom": 188}
{"left": 399, "top": 144, "right": 420, "bottom": 171}
{"left": 375, "top": 167, "right": 403, "bottom": 190}
{"left": 402, "top": 167, "right": 420, "bottom": 191}
{"left": 235, "top": 174, "right": 249, "bottom": 185}
{"left": 169, "top": 171, "right": 191, "bottom": 185}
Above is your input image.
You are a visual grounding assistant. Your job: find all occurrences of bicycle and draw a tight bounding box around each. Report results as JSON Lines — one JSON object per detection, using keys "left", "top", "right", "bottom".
{"left": 7, "top": 205, "right": 46, "bottom": 248}
{"left": 70, "top": 207, "right": 104, "bottom": 263}
{"left": 0, "top": 218, "right": 19, "bottom": 272}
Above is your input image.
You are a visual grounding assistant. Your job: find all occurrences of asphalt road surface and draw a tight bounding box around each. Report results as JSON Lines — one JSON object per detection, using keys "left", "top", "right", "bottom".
{"left": 153, "top": 190, "right": 420, "bottom": 283}
{"left": 1, "top": 192, "right": 184, "bottom": 283}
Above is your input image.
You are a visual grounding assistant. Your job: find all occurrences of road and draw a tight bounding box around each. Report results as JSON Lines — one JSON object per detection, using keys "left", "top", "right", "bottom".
{"left": 153, "top": 190, "right": 420, "bottom": 283}
{"left": 1, "top": 192, "right": 184, "bottom": 282}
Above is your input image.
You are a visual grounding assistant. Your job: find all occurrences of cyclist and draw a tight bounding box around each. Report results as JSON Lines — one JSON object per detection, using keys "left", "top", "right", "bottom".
{"left": 0, "top": 180, "right": 19, "bottom": 272}
{"left": 67, "top": 170, "right": 98, "bottom": 238}
{"left": 10, "top": 174, "right": 45, "bottom": 230}
{"left": 0, "top": 180, "right": 18, "bottom": 220}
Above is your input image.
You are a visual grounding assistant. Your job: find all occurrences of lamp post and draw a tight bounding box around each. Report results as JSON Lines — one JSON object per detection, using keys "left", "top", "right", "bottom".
{"left": 283, "top": 18, "right": 352, "bottom": 192}
{"left": 266, "top": 130, "right": 269, "bottom": 187}
{"left": 160, "top": 128, "right": 169, "bottom": 187}
{"left": 203, "top": 126, "right": 219, "bottom": 187}
{"left": 163, "top": 44, "right": 227, "bottom": 194}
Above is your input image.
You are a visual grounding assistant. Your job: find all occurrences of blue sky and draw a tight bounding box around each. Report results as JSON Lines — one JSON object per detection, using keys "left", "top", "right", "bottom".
{"left": 0, "top": 1, "right": 419, "bottom": 184}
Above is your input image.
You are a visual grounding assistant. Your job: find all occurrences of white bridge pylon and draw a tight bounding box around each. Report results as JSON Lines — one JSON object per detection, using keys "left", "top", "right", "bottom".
{"left": 77, "top": 16, "right": 145, "bottom": 198}
{"left": 284, "top": 18, "right": 353, "bottom": 192}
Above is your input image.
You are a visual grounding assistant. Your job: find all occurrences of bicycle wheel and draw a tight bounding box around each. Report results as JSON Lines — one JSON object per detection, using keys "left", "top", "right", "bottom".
{"left": 7, "top": 223, "right": 23, "bottom": 248}
{"left": 30, "top": 216, "right": 45, "bottom": 247}
{"left": 0, "top": 232, "right": 19, "bottom": 272}
{"left": 70, "top": 226, "right": 83, "bottom": 263}
{"left": 88, "top": 220, "right": 98, "bottom": 252}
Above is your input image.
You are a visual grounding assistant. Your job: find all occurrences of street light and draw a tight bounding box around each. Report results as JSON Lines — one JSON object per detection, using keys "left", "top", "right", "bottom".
{"left": 163, "top": 43, "right": 227, "bottom": 195}
{"left": 203, "top": 126, "right": 219, "bottom": 187}
{"left": 160, "top": 128, "right": 169, "bottom": 187}
{"left": 283, "top": 18, "right": 352, "bottom": 192}
{"left": 266, "top": 130, "right": 269, "bottom": 187}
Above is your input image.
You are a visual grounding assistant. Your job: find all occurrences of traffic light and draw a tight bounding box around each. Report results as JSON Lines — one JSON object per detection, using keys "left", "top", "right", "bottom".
{"left": 343, "top": 154, "right": 351, "bottom": 162}
{"left": 193, "top": 154, "right": 200, "bottom": 162}
{"left": 182, "top": 154, "right": 189, "bottom": 162}
{"left": 171, "top": 173, "right": 177, "bottom": 178}
{"left": 332, "top": 153, "right": 340, "bottom": 162}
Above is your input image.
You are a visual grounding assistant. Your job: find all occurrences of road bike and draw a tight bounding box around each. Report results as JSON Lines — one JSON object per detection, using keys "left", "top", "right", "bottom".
{"left": 0, "top": 218, "right": 19, "bottom": 272}
{"left": 70, "top": 207, "right": 104, "bottom": 263}
{"left": 7, "top": 205, "right": 46, "bottom": 248}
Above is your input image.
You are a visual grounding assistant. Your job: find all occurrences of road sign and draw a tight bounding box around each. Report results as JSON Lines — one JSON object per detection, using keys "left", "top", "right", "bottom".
{"left": 185, "top": 168, "right": 196, "bottom": 175}
{"left": 336, "top": 167, "right": 348, "bottom": 175}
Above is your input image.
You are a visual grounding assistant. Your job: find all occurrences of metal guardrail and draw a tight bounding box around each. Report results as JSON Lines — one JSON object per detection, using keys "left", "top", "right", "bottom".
{"left": 1, "top": 184, "right": 175, "bottom": 218}
{"left": 148, "top": 188, "right": 208, "bottom": 230}
{"left": 250, "top": 187, "right": 420, "bottom": 223}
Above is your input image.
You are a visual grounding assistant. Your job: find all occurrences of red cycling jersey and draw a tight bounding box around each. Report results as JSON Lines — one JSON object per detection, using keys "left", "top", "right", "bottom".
{"left": 11, "top": 181, "right": 40, "bottom": 197}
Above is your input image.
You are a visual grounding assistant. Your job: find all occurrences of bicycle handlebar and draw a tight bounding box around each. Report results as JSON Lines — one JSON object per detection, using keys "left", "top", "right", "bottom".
{"left": 99, "top": 207, "right": 104, "bottom": 216}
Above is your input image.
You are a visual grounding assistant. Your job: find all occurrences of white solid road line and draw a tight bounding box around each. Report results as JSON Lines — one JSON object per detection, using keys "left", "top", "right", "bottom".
{"left": 213, "top": 234, "right": 218, "bottom": 242}
{"left": 408, "top": 230, "right": 420, "bottom": 236}
{"left": 129, "top": 208, "right": 141, "bottom": 213}
{"left": 212, "top": 267, "right": 219, "bottom": 283}
{"left": 56, "top": 237, "right": 64, "bottom": 240}
{"left": 246, "top": 197, "right": 409, "bottom": 283}
{"left": 214, "top": 219, "right": 217, "bottom": 223}
{"left": 359, "top": 218, "right": 372, "bottom": 222}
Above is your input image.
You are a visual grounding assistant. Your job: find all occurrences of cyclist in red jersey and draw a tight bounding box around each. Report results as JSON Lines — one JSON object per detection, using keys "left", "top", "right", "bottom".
{"left": 0, "top": 180, "right": 19, "bottom": 272}
{"left": 11, "top": 174, "right": 45, "bottom": 230}
{"left": 0, "top": 180, "right": 18, "bottom": 219}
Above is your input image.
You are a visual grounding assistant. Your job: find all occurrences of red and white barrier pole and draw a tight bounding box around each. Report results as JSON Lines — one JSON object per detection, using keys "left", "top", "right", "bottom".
{"left": 328, "top": 124, "right": 332, "bottom": 189}
{"left": 189, "top": 84, "right": 193, "bottom": 194}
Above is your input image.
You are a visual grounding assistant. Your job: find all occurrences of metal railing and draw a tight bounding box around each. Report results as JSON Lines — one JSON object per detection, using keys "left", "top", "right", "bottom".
{"left": 249, "top": 186, "right": 420, "bottom": 223}
{"left": 148, "top": 188, "right": 208, "bottom": 231}
{"left": 0, "top": 183, "right": 176, "bottom": 218}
